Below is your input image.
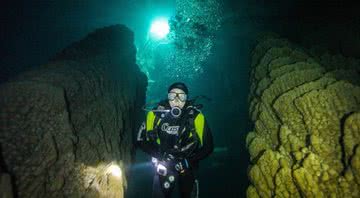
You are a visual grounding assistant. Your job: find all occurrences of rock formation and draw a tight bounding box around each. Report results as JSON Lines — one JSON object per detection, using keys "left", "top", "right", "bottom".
{"left": 0, "top": 25, "right": 147, "bottom": 197}
{"left": 246, "top": 33, "right": 360, "bottom": 197}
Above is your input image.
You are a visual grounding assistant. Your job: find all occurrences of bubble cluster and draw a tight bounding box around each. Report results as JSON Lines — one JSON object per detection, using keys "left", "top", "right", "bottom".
{"left": 137, "top": 0, "right": 223, "bottom": 81}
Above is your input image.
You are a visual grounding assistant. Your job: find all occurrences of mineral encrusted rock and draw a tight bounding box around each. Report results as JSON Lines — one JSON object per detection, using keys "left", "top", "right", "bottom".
{"left": 246, "top": 33, "right": 360, "bottom": 197}
{"left": 0, "top": 25, "right": 147, "bottom": 197}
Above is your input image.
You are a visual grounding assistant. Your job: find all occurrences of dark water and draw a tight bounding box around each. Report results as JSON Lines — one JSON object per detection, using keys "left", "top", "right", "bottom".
{"left": 1, "top": 1, "right": 359, "bottom": 197}
{"left": 126, "top": 149, "right": 249, "bottom": 198}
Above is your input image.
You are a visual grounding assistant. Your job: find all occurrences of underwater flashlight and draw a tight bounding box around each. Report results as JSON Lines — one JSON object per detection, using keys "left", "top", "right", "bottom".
{"left": 157, "top": 163, "right": 168, "bottom": 176}
{"left": 150, "top": 18, "right": 170, "bottom": 39}
{"left": 152, "top": 157, "right": 158, "bottom": 164}
{"left": 153, "top": 157, "right": 169, "bottom": 176}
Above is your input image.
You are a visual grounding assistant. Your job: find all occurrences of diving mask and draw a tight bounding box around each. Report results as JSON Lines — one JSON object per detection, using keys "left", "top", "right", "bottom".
{"left": 168, "top": 92, "right": 187, "bottom": 102}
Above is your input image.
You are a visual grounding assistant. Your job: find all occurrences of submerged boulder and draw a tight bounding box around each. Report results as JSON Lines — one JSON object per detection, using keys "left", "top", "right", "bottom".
{"left": 247, "top": 34, "right": 360, "bottom": 197}
{"left": 0, "top": 25, "right": 147, "bottom": 197}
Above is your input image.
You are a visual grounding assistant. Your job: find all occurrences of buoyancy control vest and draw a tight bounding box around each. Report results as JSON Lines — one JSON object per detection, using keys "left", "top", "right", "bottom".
{"left": 146, "top": 103, "right": 204, "bottom": 159}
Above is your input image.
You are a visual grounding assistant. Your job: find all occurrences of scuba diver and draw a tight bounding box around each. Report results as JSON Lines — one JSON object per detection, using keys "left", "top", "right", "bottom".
{"left": 137, "top": 82, "right": 214, "bottom": 198}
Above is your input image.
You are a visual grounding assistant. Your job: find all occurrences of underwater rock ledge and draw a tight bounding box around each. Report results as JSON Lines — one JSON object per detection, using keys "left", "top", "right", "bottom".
{"left": 246, "top": 33, "right": 360, "bottom": 197}
{"left": 0, "top": 24, "right": 147, "bottom": 197}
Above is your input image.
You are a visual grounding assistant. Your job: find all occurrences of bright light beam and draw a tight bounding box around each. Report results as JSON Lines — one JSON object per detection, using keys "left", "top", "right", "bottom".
{"left": 150, "top": 18, "right": 170, "bottom": 39}
{"left": 107, "top": 164, "right": 122, "bottom": 177}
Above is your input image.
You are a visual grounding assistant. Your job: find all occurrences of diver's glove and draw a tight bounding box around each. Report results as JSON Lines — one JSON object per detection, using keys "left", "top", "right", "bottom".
{"left": 162, "top": 153, "right": 176, "bottom": 161}
{"left": 175, "top": 158, "right": 190, "bottom": 173}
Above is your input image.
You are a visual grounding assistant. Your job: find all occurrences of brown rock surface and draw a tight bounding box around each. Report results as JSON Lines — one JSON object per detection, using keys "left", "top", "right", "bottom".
{"left": 247, "top": 34, "right": 360, "bottom": 197}
{"left": 0, "top": 25, "right": 147, "bottom": 197}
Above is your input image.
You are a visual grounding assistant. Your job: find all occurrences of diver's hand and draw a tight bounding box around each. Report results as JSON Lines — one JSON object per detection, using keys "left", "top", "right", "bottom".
{"left": 175, "top": 158, "right": 190, "bottom": 173}
{"left": 163, "top": 153, "right": 176, "bottom": 161}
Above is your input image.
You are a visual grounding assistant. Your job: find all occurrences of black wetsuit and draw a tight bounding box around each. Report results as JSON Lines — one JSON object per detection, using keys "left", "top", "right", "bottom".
{"left": 137, "top": 102, "right": 213, "bottom": 198}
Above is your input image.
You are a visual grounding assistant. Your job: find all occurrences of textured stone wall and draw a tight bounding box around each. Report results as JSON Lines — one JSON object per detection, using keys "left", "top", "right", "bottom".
{"left": 246, "top": 33, "right": 360, "bottom": 197}
{"left": 0, "top": 25, "right": 147, "bottom": 197}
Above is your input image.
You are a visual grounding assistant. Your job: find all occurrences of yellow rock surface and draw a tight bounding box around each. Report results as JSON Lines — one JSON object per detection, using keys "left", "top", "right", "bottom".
{"left": 247, "top": 35, "right": 360, "bottom": 197}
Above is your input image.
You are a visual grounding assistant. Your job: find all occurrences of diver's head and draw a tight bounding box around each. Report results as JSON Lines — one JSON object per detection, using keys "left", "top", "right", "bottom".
{"left": 168, "top": 82, "right": 188, "bottom": 109}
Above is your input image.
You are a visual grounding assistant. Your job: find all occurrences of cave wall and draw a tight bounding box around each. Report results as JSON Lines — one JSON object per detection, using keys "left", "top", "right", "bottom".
{"left": 0, "top": 25, "right": 147, "bottom": 197}
{"left": 246, "top": 33, "right": 360, "bottom": 197}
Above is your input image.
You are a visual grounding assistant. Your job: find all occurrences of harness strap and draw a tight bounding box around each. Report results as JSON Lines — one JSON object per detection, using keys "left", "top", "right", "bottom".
{"left": 154, "top": 116, "right": 161, "bottom": 144}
